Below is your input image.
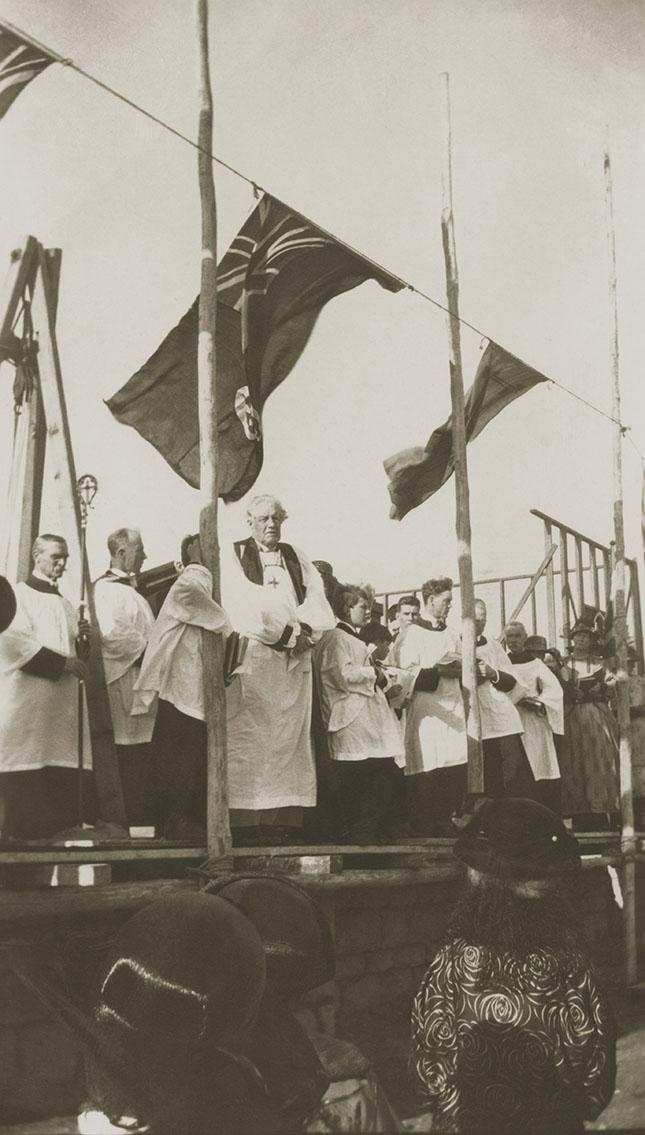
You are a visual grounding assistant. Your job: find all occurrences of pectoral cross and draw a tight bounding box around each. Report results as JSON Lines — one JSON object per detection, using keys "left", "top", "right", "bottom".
{"left": 266, "top": 574, "right": 281, "bottom": 589}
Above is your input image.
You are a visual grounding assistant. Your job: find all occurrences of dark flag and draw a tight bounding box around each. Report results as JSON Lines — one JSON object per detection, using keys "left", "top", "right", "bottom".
{"left": 0, "top": 25, "right": 53, "bottom": 119}
{"left": 384, "top": 340, "right": 548, "bottom": 519}
{"left": 107, "top": 194, "right": 403, "bottom": 500}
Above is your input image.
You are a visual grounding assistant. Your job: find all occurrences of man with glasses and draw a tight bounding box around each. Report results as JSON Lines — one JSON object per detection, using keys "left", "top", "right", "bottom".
{"left": 224, "top": 494, "right": 334, "bottom": 845}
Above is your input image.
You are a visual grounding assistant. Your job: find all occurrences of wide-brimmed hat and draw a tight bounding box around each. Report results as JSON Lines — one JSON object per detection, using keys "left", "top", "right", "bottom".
{"left": 454, "top": 798, "right": 581, "bottom": 880}
{"left": 0, "top": 575, "right": 16, "bottom": 633}
{"left": 205, "top": 875, "right": 335, "bottom": 996}
{"left": 98, "top": 893, "right": 266, "bottom": 1045}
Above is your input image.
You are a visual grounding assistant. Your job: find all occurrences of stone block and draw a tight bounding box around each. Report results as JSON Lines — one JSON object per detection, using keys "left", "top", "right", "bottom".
{"left": 8, "top": 1021, "right": 83, "bottom": 1115}
{"left": 381, "top": 907, "right": 415, "bottom": 947}
{"left": 337, "top": 972, "right": 383, "bottom": 1018}
{"left": 335, "top": 908, "right": 383, "bottom": 955}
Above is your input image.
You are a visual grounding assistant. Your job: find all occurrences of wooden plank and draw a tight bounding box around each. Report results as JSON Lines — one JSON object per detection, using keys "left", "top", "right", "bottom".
{"left": 196, "top": 0, "right": 231, "bottom": 860}
{"left": 574, "top": 536, "right": 585, "bottom": 613}
{"left": 499, "top": 579, "right": 506, "bottom": 634}
{"left": 505, "top": 544, "right": 557, "bottom": 626}
{"left": 628, "top": 559, "right": 644, "bottom": 674}
{"left": 29, "top": 248, "right": 125, "bottom": 828}
{"left": 0, "top": 235, "right": 38, "bottom": 343}
{"left": 591, "top": 545, "right": 601, "bottom": 608}
{"left": 439, "top": 72, "right": 482, "bottom": 793}
{"left": 543, "top": 519, "right": 557, "bottom": 647}
{"left": 560, "top": 529, "right": 571, "bottom": 642}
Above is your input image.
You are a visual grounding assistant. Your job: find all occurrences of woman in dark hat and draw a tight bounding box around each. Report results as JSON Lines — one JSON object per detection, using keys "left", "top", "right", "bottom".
{"left": 411, "top": 798, "right": 616, "bottom": 1134}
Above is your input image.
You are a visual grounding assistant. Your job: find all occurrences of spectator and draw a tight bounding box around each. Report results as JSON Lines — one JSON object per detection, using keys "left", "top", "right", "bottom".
{"left": 411, "top": 797, "right": 616, "bottom": 1134}
{"left": 387, "top": 603, "right": 400, "bottom": 639}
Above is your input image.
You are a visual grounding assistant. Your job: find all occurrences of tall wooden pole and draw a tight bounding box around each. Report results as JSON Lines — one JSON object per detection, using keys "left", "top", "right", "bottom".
{"left": 197, "top": 0, "right": 231, "bottom": 857}
{"left": 604, "top": 145, "right": 636, "bottom": 985}
{"left": 439, "top": 74, "right": 483, "bottom": 794}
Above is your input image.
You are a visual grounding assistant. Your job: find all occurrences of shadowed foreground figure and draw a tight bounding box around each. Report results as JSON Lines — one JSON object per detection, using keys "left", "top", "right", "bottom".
{"left": 17, "top": 882, "right": 400, "bottom": 1133}
{"left": 411, "top": 798, "right": 616, "bottom": 1134}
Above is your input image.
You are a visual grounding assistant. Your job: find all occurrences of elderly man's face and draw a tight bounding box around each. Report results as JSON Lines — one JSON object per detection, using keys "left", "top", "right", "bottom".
{"left": 474, "top": 602, "right": 487, "bottom": 638}
{"left": 505, "top": 625, "right": 527, "bottom": 654}
{"left": 427, "top": 590, "right": 452, "bottom": 621}
{"left": 249, "top": 502, "right": 283, "bottom": 550}
{"left": 34, "top": 540, "right": 68, "bottom": 582}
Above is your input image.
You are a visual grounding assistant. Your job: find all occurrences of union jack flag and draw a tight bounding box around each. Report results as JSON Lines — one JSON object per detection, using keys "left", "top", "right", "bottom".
{"left": 109, "top": 193, "right": 403, "bottom": 500}
{"left": 0, "top": 25, "right": 53, "bottom": 120}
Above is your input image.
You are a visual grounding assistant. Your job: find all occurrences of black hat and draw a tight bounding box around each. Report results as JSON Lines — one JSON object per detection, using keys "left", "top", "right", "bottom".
{"left": 454, "top": 798, "right": 581, "bottom": 880}
{"left": 205, "top": 875, "right": 334, "bottom": 996}
{"left": 98, "top": 893, "right": 266, "bottom": 1046}
{"left": 0, "top": 575, "right": 16, "bottom": 633}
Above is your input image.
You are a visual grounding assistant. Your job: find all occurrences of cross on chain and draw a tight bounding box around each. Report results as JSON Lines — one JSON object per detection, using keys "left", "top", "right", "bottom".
{"left": 266, "top": 573, "right": 281, "bottom": 588}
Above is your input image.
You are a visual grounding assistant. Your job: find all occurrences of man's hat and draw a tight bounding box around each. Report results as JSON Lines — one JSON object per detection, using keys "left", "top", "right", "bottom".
{"left": 98, "top": 893, "right": 266, "bottom": 1045}
{"left": 205, "top": 875, "right": 335, "bottom": 996}
{"left": 0, "top": 575, "right": 16, "bottom": 633}
{"left": 454, "top": 797, "right": 581, "bottom": 880}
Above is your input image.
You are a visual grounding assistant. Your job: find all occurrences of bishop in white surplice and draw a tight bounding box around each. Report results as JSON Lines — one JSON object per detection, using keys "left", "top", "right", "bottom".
{"left": 223, "top": 495, "right": 335, "bottom": 822}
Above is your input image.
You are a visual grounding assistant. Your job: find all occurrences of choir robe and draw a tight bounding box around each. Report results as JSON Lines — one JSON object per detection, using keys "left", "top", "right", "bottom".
{"left": 508, "top": 652, "right": 563, "bottom": 781}
{"left": 223, "top": 539, "right": 335, "bottom": 812}
{"left": 0, "top": 579, "right": 91, "bottom": 771}
{"left": 472, "top": 636, "right": 526, "bottom": 740}
{"left": 93, "top": 572, "right": 156, "bottom": 745}
{"left": 389, "top": 620, "right": 467, "bottom": 774}
{"left": 314, "top": 625, "right": 404, "bottom": 765}
{"left": 132, "top": 563, "right": 229, "bottom": 722}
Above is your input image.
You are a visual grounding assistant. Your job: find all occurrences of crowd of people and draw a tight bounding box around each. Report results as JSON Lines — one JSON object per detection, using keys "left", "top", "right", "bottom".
{"left": 0, "top": 492, "right": 622, "bottom": 844}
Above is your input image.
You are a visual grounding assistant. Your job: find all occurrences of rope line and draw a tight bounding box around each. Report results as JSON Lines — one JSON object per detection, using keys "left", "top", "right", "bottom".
{"left": 0, "top": 17, "right": 637, "bottom": 437}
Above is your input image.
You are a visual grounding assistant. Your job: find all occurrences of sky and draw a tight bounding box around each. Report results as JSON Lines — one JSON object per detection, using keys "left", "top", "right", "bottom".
{"left": 0, "top": 0, "right": 644, "bottom": 617}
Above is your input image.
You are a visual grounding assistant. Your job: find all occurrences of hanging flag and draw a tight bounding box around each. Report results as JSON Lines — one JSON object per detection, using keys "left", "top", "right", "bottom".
{"left": 107, "top": 194, "right": 403, "bottom": 500}
{"left": 384, "top": 340, "right": 548, "bottom": 520}
{"left": 0, "top": 24, "right": 53, "bottom": 119}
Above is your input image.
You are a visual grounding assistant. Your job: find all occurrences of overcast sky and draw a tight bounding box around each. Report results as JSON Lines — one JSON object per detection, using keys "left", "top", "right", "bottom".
{"left": 0, "top": 0, "right": 643, "bottom": 614}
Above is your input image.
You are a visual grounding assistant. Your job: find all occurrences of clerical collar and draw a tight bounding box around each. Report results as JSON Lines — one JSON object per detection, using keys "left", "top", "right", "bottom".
{"left": 103, "top": 567, "right": 136, "bottom": 586}
{"left": 337, "top": 620, "right": 358, "bottom": 637}
{"left": 417, "top": 617, "right": 446, "bottom": 632}
{"left": 477, "top": 635, "right": 487, "bottom": 646}
{"left": 508, "top": 650, "right": 535, "bottom": 664}
{"left": 27, "top": 573, "right": 61, "bottom": 595}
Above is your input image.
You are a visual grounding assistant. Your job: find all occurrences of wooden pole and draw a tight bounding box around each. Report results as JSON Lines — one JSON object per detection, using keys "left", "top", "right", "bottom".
{"left": 196, "top": 0, "right": 231, "bottom": 858}
{"left": 439, "top": 73, "right": 483, "bottom": 794}
{"left": 604, "top": 144, "right": 637, "bottom": 985}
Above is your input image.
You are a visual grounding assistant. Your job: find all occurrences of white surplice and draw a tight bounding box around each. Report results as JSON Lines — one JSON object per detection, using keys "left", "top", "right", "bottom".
{"left": 93, "top": 574, "right": 156, "bottom": 745}
{"left": 389, "top": 622, "right": 467, "bottom": 775}
{"left": 471, "top": 636, "right": 526, "bottom": 740}
{"left": 510, "top": 655, "right": 563, "bottom": 781}
{"left": 313, "top": 627, "right": 404, "bottom": 765}
{"left": 222, "top": 542, "right": 335, "bottom": 810}
{"left": 0, "top": 582, "right": 91, "bottom": 771}
{"left": 132, "top": 563, "right": 229, "bottom": 722}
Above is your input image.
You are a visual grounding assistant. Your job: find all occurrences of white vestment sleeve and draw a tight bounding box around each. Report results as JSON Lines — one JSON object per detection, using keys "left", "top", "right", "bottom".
{"left": 0, "top": 615, "right": 42, "bottom": 673}
{"left": 291, "top": 546, "right": 335, "bottom": 638}
{"left": 93, "top": 583, "right": 150, "bottom": 680}
{"left": 535, "top": 658, "right": 564, "bottom": 735}
{"left": 162, "top": 564, "right": 230, "bottom": 633}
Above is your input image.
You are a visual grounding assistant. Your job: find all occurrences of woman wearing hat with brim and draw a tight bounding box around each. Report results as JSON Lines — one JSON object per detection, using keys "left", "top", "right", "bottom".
{"left": 411, "top": 797, "right": 616, "bottom": 1134}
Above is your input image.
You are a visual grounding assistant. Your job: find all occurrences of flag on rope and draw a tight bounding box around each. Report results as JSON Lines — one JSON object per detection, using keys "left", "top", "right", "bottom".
{"left": 384, "top": 340, "right": 548, "bottom": 520}
{"left": 107, "top": 194, "right": 403, "bottom": 500}
{"left": 0, "top": 25, "right": 53, "bottom": 119}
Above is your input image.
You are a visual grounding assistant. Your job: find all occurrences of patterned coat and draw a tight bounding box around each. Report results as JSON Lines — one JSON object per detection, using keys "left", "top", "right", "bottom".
{"left": 411, "top": 937, "right": 615, "bottom": 1134}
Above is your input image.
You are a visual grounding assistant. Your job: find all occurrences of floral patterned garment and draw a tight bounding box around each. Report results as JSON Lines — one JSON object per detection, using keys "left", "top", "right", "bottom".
{"left": 411, "top": 938, "right": 616, "bottom": 1134}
